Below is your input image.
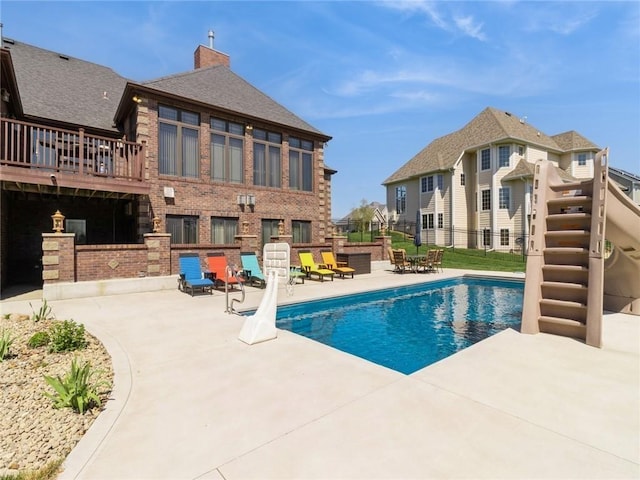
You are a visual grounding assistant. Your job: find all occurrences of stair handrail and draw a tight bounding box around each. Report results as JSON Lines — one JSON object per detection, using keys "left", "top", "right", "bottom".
{"left": 585, "top": 148, "right": 609, "bottom": 346}
{"left": 225, "top": 265, "right": 245, "bottom": 314}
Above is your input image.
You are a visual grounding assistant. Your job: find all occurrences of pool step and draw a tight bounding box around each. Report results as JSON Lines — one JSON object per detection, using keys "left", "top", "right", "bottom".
{"left": 538, "top": 315, "right": 587, "bottom": 339}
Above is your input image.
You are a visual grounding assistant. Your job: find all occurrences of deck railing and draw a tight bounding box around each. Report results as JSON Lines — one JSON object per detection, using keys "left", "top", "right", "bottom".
{"left": 1, "top": 118, "right": 145, "bottom": 182}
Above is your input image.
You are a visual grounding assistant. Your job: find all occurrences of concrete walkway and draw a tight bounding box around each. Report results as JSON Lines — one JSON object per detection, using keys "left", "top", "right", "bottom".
{"left": 2, "top": 269, "right": 638, "bottom": 479}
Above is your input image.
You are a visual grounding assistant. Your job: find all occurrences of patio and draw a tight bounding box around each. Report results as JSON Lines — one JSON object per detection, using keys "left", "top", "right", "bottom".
{"left": 2, "top": 269, "right": 638, "bottom": 479}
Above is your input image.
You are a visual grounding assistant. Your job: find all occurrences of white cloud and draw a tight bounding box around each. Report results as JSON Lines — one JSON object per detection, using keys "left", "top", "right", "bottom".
{"left": 378, "top": 0, "right": 486, "bottom": 40}
{"left": 521, "top": 5, "right": 598, "bottom": 35}
{"left": 453, "top": 15, "right": 486, "bottom": 41}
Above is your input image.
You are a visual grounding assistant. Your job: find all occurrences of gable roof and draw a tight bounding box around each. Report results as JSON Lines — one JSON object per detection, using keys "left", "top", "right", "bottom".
{"left": 3, "top": 38, "right": 128, "bottom": 133}
{"left": 139, "top": 66, "right": 329, "bottom": 139}
{"left": 3, "top": 37, "right": 329, "bottom": 140}
{"left": 502, "top": 159, "right": 535, "bottom": 181}
{"left": 551, "top": 131, "right": 599, "bottom": 151}
{"left": 382, "top": 107, "right": 597, "bottom": 185}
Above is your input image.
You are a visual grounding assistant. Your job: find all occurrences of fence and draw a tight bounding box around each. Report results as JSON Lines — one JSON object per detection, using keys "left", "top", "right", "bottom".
{"left": 337, "top": 218, "right": 528, "bottom": 262}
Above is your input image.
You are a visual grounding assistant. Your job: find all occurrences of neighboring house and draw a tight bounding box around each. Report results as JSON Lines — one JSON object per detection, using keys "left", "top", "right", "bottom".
{"left": 608, "top": 166, "right": 640, "bottom": 205}
{"left": 334, "top": 201, "right": 388, "bottom": 233}
{"left": 383, "top": 107, "right": 601, "bottom": 251}
{"left": 0, "top": 35, "right": 332, "bottom": 288}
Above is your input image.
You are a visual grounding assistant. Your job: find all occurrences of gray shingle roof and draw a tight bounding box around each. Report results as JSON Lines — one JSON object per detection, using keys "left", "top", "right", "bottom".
{"left": 382, "top": 107, "right": 597, "bottom": 185}
{"left": 502, "top": 158, "right": 535, "bottom": 181}
{"left": 551, "top": 130, "right": 599, "bottom": 151}
{"left": 141, "top": 66, "right": 329, "bottom": 138}
{"left": 4, "top": 38, "right": 128, "bottom": 132}
{"left": 502, "top": 158, "right": 577, "bottom": 183}
{"left": 4, "top": 38, "right": 329, "bottom": 139}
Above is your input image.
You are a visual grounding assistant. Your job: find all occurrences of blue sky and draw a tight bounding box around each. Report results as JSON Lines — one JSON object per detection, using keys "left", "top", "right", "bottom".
{"left": 2, "top": 1, "right": 639, "bottom": 218}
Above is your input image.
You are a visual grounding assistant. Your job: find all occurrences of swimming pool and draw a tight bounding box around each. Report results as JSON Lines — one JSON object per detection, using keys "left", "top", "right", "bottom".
{"left": 274, "top": 276, "right": 523, "bottom": 374}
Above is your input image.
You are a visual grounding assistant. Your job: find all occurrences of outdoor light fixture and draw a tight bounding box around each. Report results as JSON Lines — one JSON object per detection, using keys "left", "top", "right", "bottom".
{"left": 132, "top": 95, "right": 143, "bottom": 104}
{"left": 51, "top": 210, "right": 65, "bottom": 233}
{"left": 237, "top": 194, "right": 255, "bottom": 208}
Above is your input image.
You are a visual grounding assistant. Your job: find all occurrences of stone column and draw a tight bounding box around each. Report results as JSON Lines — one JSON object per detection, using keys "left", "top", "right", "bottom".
{"left": 376, "top": 235, "right": 392, "bottom": 260}
{"left": 270, "top": 235, "right": 293, "bottom": 249}
{"left": 327, "top": 235, "right": 348, "bottom": 253}
{"left": 236, "top": 235, "right": 259, "bottom": 255}
{"left": 144, "top": 233, "right": 171, "bottom": 276}
{"left": 42, "top": 233, "right": 75, "bottom": 284}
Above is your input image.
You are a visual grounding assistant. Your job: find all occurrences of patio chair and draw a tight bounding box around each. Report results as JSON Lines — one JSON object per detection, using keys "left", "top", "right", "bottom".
{"left": 178, "top": 253, "right": 214, "bottom": 296}
{"left": 419, "top": 249, "right": 437, "bottom": 273}
{"left": 387, "top": 246, "right": 398, "bottom": 270}
{"left": 321, "top": 250, "right": 355, "bottom": 279}
{"left": 433, "top": 249, "right": 444, "bottom": 273}
{"left": 206, "top": 252, "right": 245, "bottom": 291}
{"left": 392, "top": 249, "right": 411, "bottom": 273}
{"left": 298, "top": 250, "right": 335, "bottom": 282}
{"left": 240, "top": 251, "right": 266, "bottom": 288}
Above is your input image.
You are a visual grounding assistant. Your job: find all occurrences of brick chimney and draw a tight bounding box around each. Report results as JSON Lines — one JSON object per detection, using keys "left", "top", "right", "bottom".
{"left": 194, "top": 30, "right": 230, "bottom": 69}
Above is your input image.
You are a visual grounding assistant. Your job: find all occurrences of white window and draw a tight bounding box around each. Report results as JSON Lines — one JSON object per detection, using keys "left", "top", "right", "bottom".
{"left": 483, "top": 228, "right": 491, "bottom": 246}
{"left": 481, "top": 149, "right": 491, "bottom": 170}
{"left": 460, "top": 173, "right": 465, "bottom": 186}
{"left": 421, "top": 177, "right": 427, "bottom": 193}
{"left": 498, "top": 146, "right": 510, "bottom": 168}
{"left": 426, "top": 213, "right": 434, "bottom": 229}
{"left": 578, "top": 153, "right": 587, "bottom": 166}
{"left": 437, "top": 213, "right": 443, "bottom": 229}
{"left": 395, "top": 186, "right": 406, "bottom": 214}
{"left": 437, "top": 174, "right": 444, "bottom": 190}
{"left": 499, "top": 187, "right": 510, "bottom": 209}
{"left": 427, "top": 176, "right": 434, "bottom": 192}
{"left": 500, "top": 228, "right": 510, "bottom": 246}
{"left": 481, "top": 189, "right": 491, "bottom": 210}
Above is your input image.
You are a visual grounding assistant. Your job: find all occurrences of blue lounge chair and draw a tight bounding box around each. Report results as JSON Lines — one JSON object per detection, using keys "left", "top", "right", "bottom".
{"left": 178, "top": 253, "right": 214, "bottom": 296}
{"left": 240, "top": 251, "right": 266, "bottom": 288}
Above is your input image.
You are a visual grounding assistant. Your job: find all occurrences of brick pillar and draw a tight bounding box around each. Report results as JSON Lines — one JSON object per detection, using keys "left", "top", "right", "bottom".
{"left": 236, "top": 235, "right": 259, "bottom": 256}
{"left": 144, "top": 233, "right": 171, "bottom": 276}
{"left": 376, "top": 235, "right": 392, "bottom": 260}
{"left": 270, "top": 235, "right": 292, "bottom": 249}
{"left": 326, "top": 235, "right": 347, "bottom": 253}
{"left": 42, "top": 233, "right": 75, "bottom": 284}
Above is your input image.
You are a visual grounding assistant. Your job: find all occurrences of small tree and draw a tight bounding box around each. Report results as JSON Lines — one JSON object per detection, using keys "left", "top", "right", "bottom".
{"left": 352, "top": 199, "right": 375, "bottom": 234}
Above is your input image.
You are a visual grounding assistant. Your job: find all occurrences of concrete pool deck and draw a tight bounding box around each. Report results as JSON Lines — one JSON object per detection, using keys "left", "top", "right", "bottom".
{"left": 2, "top": 268, "right": 638, "bottom": 479}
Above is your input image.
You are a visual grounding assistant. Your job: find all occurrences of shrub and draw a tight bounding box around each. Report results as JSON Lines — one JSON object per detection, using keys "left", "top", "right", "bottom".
{"left": 30, "top": 298, "right": 54, "bottom": 322}
{"left": 48, "top": 320, "right": 87, "bottom": 353}
{"left": 43, "top": 357, "right": 107, "bottom": 414}
{"left": 0, "top": 329, "right": 14, "bottom": 361}
{"left": 28, "top": 331, "right": 51, "bottom": 349}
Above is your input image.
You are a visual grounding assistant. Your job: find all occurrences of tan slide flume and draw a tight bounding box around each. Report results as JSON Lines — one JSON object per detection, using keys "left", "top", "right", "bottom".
{"left": 521, "top": 148, "right": 640, "bottom": 347}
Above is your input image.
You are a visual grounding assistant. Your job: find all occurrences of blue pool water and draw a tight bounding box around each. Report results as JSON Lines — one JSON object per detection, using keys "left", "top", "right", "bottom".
{"left": 273, "top": 277, "right": 523, "bottom": 374}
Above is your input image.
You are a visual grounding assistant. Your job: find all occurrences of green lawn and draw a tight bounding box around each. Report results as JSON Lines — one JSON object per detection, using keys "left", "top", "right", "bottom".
{"left": 391, "top": 234, "right": 526, "bottom": 273}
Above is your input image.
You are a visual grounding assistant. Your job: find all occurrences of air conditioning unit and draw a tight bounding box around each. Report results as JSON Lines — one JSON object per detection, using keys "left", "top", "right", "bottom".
{"left": 163, "top": 187, "right": 175, "bottom": 198}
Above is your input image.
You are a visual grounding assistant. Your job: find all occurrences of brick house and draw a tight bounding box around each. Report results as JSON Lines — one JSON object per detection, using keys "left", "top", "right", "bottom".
{"left": 383, "top": 107, "right": 600, "bottom": 251}
{"left": 0, "top": 35, "right": 333, "bottom": 290}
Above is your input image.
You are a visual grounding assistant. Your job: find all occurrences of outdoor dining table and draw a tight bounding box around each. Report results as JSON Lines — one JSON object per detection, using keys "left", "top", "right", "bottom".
{"left": 406, "top": 254, "right": 427, "bottom": 273}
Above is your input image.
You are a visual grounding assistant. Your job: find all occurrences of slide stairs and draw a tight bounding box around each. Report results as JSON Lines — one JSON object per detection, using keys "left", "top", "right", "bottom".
{"left": 522, "top": 149, "right": 608, "bottom": 347}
